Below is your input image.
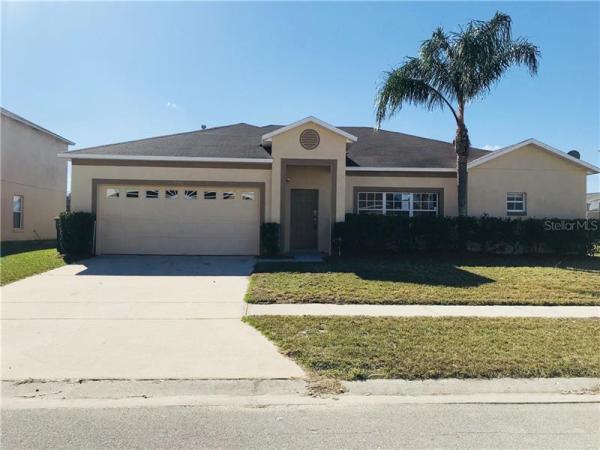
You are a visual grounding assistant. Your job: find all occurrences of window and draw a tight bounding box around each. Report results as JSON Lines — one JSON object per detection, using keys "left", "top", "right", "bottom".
{"left": 145, "top": 189, "right": 159, "bottom": 199}
{"left": 357, "top": 191, "right": 439, "bottom": 217}
{"left": 204, "top": 191, "right": 217, "bottom": 200}
{"left": 106, "top": 188, "right": 120, "bottom": 198}
{"left": 357, "top": 192, "right": 384, "bottom": 213}
{"left": 166, "top": 189, "right": 178, "bottom": 199}
{"left": 13, "top": 195, "right": 23, "bottom": 229}
{"left": 242, "top": 192, "right": 255, "bottom": 201}
{"left": 126, "top": 190, "right": 139, "bottom": 198}
{"left": 412, "top": 193, "right": 438, "bottom": 217}
{"left": 185, "top": 190, "right": 198, "bottom": 200}
{"left": 507, "top": 192, "right": 526, "bottom": 215}
{"left": 223, "top": 192, "right": 235, "bottom": 200}
{"left": 385, "top": 192, "right": 410, "bottom": 216}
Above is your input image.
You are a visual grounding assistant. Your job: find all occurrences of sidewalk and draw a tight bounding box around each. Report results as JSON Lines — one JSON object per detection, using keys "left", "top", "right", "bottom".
{"left": 245, "top": 304, "right": 600, "bottom": 318}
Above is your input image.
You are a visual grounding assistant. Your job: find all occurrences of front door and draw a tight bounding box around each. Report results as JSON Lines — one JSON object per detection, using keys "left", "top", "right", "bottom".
{"left": 290, "top": 189, "right": 318, "bottom": 250}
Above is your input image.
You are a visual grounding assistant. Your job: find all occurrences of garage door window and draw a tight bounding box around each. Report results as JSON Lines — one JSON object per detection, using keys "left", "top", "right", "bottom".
{"left": 185, "top": 190, "right": 198, "bottom": 200}
{"left": 242, "top": 192, "right": 255, "bottom": 200}
{"left": 223, "top": 192, "right": 235, "bottom": 200}
{"left": 126, "top": 190, "right": 139, "bottom": 198}
{"left": 166, "top": 189, "right": 178, "bottom": 199}
{"left": 145, "top": 190, "right": 159, "bottom": 199}
{"left": 204, "top": 191, "right": 217, "bottom": 200}
{"left": 106, "top": 188, "right": 120, "bottom": 198}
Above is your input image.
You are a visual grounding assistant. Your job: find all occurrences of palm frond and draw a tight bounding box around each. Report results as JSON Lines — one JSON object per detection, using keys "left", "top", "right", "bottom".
{"left": 452, "top": 12, "right": 540, "bottom": 100}
{"left": 374, "top": 11, "right": 540, "bottom": 123}
{"left": 375, "top": 59, "right": 455, "bottom": 127}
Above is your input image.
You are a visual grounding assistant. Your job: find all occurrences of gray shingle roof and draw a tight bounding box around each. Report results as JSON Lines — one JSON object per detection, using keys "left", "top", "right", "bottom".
{"left": 342, "top": 127, "right": 489, "bottom": 168}
{"left": 68, "top": 123, "right": 489, "bottom": 168}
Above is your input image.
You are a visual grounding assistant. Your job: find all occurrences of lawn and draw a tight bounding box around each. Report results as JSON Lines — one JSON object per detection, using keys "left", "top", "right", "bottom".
{"left": 245, "top": 316, "right": 600, "bottom": 380}
{"left": 246, "top": 255, "right": 600, "bottom": 306}
{"left": 1, "top": 241, "right": 65, "bottom": 286}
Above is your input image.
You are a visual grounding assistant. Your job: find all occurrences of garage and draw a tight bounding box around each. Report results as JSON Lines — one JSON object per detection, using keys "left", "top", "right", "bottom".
{"left": 96, "top": 184, "right": 261, "bottom": 255}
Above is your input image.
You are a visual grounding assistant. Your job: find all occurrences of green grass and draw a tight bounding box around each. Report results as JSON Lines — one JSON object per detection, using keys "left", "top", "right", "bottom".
{"left": 245, "top": 316, "right": 600, "bottom": 380}
{"left": 1, "top": 241, "right": 65, "bottom": 286}
{"left": 246, "top": 255, "right": 600, "bottom": 306}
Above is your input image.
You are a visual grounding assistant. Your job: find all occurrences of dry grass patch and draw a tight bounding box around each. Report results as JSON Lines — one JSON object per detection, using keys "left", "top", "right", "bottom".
{"left": 244, "top": 316, "right": 600, "bottom": 380}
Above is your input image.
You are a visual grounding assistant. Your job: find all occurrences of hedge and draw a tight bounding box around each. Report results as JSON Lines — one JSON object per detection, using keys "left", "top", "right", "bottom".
{"left": 260, "top": 222, "right": 281, "bottom": 256}
{"left": 333, "top": 214, "right": 599, "bottom": 256}
{"left": 57, "top": 212, "right": 96, "bottom": 258}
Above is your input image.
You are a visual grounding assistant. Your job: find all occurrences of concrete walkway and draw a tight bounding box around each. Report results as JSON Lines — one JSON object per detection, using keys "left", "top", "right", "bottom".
{"left": 1, "top": 256, "right": 304, "bottom": 380}
{"left": 246, "top": 303, "right": 600, "bottom": 318}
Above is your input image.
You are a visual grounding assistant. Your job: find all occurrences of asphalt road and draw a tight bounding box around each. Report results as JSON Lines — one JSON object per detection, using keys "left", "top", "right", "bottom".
{"left": 2, "top": 402, "right": 599, "bottom": 449}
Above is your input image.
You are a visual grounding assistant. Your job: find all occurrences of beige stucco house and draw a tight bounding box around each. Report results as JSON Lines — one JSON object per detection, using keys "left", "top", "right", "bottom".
{"left": 1, "top": 108, "right": 73, "bottom": 242}
{"left": 62, "top": 116, "right": 599, "bottom": 256}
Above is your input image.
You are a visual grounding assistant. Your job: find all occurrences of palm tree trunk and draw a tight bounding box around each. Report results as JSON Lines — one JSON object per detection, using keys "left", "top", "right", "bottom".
{"left": 455, "top": 123, "right": 470, "bottom": 216}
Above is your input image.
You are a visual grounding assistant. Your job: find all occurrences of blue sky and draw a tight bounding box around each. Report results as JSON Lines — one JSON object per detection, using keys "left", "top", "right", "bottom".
{"left": 2, "top": 1, "right": 598, "bottom": 191}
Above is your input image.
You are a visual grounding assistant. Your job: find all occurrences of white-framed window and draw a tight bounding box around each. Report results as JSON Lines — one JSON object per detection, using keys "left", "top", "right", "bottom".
{"left": 242, "top": 192, "right": 255, "bottom": 201}
{"left": 507, "top": 192, "right": 526, "bottom": 215}
{"left": 106, "top": 188, "right": 120, "bottom": 198}
{"left": 223, "top": 192, "right": 235, "bottom": 200}
{"left": 145, "top": 189, "right": 159, "bottom": 199}
{"left": 126, "top": 190, "right": 139, "bottom": 198}
{"left": 13, "top": 195, "right": 24, "bottom": 229}
{"left": 184, "top": 190, "right": 198, "bottom": 200}
{"left": 166, "top": 189, "right": 178, "bottom": 199}
{"left": 204, "top": 191, "right": 217, "bottom": 200}
{"left": 357, "top": 191, "right": 439, "bottom": 217}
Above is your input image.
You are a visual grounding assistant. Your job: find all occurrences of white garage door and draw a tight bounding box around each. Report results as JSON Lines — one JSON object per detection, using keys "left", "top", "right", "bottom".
{"left": 96, "top": 184, "right": 260, "bottom": 255}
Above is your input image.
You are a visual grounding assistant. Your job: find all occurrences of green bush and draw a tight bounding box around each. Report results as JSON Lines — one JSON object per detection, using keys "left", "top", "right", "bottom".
{"left": 57, "top": 212, "right": 96, "bottom": 258}
{"left": 333, "top": 214, "right": 599, "bottom": 256}
{"left": 260, "top": 223, "right": 281, "bottom": 256}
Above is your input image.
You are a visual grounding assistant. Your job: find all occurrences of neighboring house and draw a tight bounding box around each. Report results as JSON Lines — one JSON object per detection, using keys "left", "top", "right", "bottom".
{"left": 1, "top": 108, "right": 73, "bottom": 242}
{"left": 587, "top": 192, "right": 600, "bottom": 219}
{"left": 62, "top": 116, "right": 599, "bottom": 256}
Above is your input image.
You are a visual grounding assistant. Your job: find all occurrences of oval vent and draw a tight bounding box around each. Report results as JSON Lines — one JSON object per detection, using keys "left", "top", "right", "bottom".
{"left": 299, "top": 129, "right": 320, "bottom": 150}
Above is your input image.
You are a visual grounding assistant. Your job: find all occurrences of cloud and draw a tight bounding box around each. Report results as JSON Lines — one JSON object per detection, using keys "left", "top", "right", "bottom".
{"left": 482, "top": 144, "right": 501, "bottom": 151}
{"left": 166, "top": 101, "right": 178, "bottom": 109}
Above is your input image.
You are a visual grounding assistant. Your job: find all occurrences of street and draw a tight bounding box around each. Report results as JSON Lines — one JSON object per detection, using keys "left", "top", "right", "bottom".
{"left": 2, "top": 402, "right": 599, "bottom": 449}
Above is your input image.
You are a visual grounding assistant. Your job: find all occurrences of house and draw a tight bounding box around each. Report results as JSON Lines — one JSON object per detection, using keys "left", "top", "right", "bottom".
{"left": 587, "top": 192, "right": 600, "bottom": 219}
{"left": 1, "top": 108, "right": 73, "bottom": 242}
{"left": 62, "top": 116, "right": 599, "bottom": 256}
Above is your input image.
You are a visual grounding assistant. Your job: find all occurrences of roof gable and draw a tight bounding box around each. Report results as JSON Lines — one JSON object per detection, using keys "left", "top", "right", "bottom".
{"left": 261, "top": 116, "right": 357, "bottom": 143}
{"left": 1, "top": 107, "right": 74, "bottom": 145}
{"left": 467, "top": 139, "right": 600, "bottom": 174}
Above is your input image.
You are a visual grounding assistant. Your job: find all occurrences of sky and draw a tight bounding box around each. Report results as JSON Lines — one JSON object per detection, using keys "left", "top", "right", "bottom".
{"left": 2, "top": 1, "right": 599, "bottom": 192}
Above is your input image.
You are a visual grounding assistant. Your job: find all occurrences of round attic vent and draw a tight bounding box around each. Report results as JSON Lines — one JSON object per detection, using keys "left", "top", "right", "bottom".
{"left": 299, "top": 129, "right": 320, "bottom": 150}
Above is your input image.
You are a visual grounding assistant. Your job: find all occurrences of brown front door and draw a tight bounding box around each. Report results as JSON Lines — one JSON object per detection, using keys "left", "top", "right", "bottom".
{"left": 290, "top": 189, "right": 318, "bottom": 250}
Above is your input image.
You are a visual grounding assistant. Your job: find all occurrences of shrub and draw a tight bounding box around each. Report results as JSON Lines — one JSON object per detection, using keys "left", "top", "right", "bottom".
{"left": 260, "top": 222, "right": 281, "bottom": 256}
{"left": 57, "top": 212, "right": 96, "bottom": 258}
{"left": 333, "top": 214, "right": 599, "bottom": 256}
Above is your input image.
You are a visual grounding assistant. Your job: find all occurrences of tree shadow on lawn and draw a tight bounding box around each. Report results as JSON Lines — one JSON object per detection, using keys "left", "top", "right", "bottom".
{"left": 255, "top": 259, "right": 493, "bottom": 288}
{"left": 253, "top": 253, "right": 599, "bottom": 288}
{"left": 0, "top": 240, "right": 57, "bottom": 257}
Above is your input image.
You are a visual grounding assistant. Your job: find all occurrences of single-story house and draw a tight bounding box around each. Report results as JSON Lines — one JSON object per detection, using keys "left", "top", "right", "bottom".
{"left": 1, "top": 108, "right": 73, "bottom": 242}
{"left": 61, "top": 116, "right": 599, "bottom": 255}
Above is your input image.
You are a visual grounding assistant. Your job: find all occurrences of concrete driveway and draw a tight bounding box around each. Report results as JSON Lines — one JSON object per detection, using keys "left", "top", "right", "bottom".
{"left": 1, "top": 256, "right": 303, "bottom": 380}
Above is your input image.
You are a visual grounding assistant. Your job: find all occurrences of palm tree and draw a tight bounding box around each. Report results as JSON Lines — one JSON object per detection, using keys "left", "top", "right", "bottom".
{"left": 375, "top": 12, "right": 540, "bottom": 216}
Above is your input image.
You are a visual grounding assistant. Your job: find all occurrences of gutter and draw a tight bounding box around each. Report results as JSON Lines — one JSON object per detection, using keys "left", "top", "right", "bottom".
{"left": 58, "top": 154, "right": 273, "bottom": 164}
{"left": 346, "top": 167, "right": 456, "bottom": 172}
